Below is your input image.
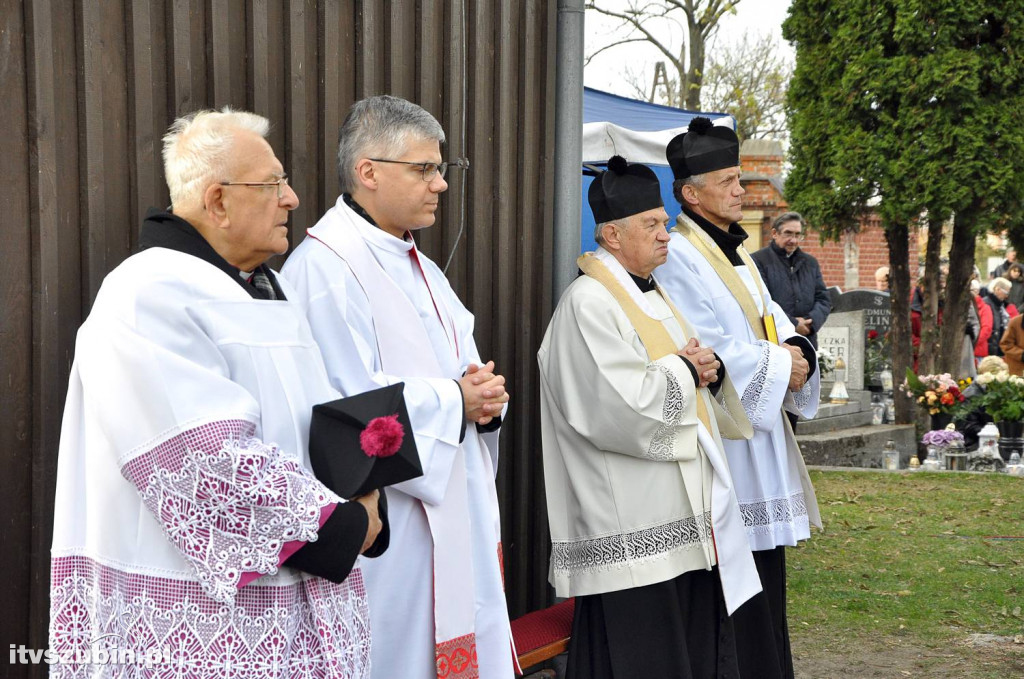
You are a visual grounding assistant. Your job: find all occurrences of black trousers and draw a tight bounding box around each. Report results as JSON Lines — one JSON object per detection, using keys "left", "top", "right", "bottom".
{"left": 730, "top": 546, "right": 793, "bottom": 679}
{"left": 566, "top": 567, "right": 740, "bottom": 679}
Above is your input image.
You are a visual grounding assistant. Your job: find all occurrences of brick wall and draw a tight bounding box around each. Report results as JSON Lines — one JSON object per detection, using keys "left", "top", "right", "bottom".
{"left": 740, "top": 148, "right": 920, "bottom": 290}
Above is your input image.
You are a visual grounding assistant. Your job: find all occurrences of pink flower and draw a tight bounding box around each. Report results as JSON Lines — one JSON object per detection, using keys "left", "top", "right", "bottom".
{"left": 360, "top": 414, "right": 405, "bottom": 458}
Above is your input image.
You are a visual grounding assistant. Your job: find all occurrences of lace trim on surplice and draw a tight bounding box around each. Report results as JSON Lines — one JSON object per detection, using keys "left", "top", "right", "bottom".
{"left": 741, "top": 340, "right": 781, "bottom": 428}
{"left": 740, "top": 493, "right": 809, "bottom": 535}
{"left": 646, "top": 362, "right": 688, "bottom": 460}
{"left": 48, "top": 554, "right": 370, "bottom": 678}
{"left": 121, "top": 419, "right": 339, "bottom": 604}
{"left": 550, "top": 511, "right": 712, "bottom": 576}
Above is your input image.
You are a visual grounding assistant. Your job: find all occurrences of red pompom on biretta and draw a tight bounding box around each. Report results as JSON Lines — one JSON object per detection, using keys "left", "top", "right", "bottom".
{"left": 360, "top": 414, "right": 405, "bottom": 458}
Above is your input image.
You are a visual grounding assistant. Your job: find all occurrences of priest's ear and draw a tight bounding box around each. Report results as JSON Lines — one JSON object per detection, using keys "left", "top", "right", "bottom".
{"left": 354, "top": 158, "right": 378, "bottom": 191}
{"left": 202, "top": 183, "right": 230, "bottom": 228}
{"left": 599, "top": 220, "right": 625, "bottom": 252}
{"left": 678, "top": 180, "right": 702, "bottom": 208}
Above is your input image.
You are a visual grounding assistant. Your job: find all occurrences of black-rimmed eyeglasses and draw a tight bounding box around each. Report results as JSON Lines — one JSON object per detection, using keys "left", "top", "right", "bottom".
{"left": 220, "top": 176, "right": 290, "bottom": 199}
{"left": 368, "top": 158, "right": 470, "bottom": 182}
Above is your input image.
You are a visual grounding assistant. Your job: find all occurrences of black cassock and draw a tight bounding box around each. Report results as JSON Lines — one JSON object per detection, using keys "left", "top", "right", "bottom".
{"left": 566, "top": 566, "right": 742, "bottom": 679}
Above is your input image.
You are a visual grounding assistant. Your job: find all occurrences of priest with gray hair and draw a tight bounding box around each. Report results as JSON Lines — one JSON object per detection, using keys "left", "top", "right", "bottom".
{"left": 283, "top": 95, "right": 515, "bottom": 679}
{"left": 538, "top": 155, "right": 760, "bottom": 678}
{"left": 657, "top": 117, "right": 823, "bottom": 679}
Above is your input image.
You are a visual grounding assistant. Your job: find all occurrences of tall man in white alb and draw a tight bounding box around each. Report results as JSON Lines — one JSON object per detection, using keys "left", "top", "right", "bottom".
{"left": 657, "top": 117, "right": 822, "bottom": 679}
{"left": 283, "top": 95, "right": 516, "bottom": 679}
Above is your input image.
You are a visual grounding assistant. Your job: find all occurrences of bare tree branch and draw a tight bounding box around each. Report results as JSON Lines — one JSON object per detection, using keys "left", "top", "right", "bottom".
{"left": 586, "top": 0, "right": 745, "bottom": 110}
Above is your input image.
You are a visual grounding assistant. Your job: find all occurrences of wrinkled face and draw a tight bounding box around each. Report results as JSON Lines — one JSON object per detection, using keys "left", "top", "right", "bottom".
{"left": 606, "top": 207, "right": 671, "bottom": 279}
{"left": 772, "top": 219, "right": 803, "bottom": 255}
{"left": 995, "top": 286, "right": 1009, "bottom": 301}
{"left": 685, "top": 165, "right": 745, "bottom": 229}
{"left": 370, "top": 136, "right": 448, "bottom": 238}
{"left": 219, "top": 131, "right": 299, "bottom": 270}
{"left": 875, "top": 271, "right": 889, "bottom": 290}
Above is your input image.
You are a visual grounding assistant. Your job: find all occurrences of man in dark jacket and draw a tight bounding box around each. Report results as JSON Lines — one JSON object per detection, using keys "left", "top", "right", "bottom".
{"left": 751, "top": 212, "right": 832, "bottom": 348}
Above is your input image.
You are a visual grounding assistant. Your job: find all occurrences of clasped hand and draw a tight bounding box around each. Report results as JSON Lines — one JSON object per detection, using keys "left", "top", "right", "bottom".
{"left": 678, "top": 338, "right": 720, "bottom": 388}
{"left": 460, "top": 360, "right": 510, "bottom": 425}
{"left": 783, "top": 342, "right": 809, "bottom": 391}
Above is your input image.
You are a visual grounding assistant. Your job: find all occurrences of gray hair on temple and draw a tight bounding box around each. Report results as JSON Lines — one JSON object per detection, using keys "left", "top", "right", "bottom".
{"left": 336, "top": 95, "right": 446, "bottom": 193}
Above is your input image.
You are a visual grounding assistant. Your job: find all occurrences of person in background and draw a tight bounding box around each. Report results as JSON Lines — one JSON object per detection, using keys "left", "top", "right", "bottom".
{"left": 874, "top": 266, "right": 890, "bottom": 292}
{"left": 991, "top": 246, "right": 1016, "bottom": 279}
{"left": 750, "top": 211, "right": 832, "bottom": 349}
{"left": 973, "top": 279, "right": 994, "bottom": 360}
{"left": 982, "top": 277, "right": 1012, "bottom": 356}
{"left": 999, "top": 312, "right": 1024, "bottom": 376}
{"left": 1005, "top": 263, "right": 1024, "bottom": 313}
{"left": 957, "top": 356, "right": 1008, "bottom": 450}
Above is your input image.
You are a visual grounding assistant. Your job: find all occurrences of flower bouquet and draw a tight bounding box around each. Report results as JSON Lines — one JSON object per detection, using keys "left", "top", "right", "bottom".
{"left": 968, "top": 371, "right": 1024, "bottom": 423}
{"left": 817, "top": 349, "right": 836, "bottom": 378}
{"left": 921, "top": 427, "right": 964, "bottom": 448}
{"left": 903, "top": 370, "right": 965, "bottom": 416}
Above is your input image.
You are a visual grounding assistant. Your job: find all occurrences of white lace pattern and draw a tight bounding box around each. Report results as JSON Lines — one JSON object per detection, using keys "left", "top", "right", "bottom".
{"left": 740, "top": 341, "right": 779, "bottom": 428}
{"left": 646, "top": 363, "right": 687, "bottom": 460}
{"left": 740, "top": 493, "right": 809, "bottom": 536}
{"left": 550, "top": 511, "right": 712, "bottom": 576}
{"left": 792, "top": 378, "right": 813, "bottom": 412}
{"left": 121, "top": 420, "right": 339, "bottom": 604}
{"left": 49, "top": 554, "right": 370, "bottom": 678}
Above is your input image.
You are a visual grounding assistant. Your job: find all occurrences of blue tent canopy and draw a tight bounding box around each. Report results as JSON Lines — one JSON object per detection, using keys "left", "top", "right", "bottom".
{"left": 580, "top": 87, "right": 734, "bottom": 253}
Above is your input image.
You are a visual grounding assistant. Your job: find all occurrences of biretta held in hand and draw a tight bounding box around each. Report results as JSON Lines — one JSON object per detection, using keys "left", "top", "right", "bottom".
{"left": 587, "top": 155, "right": 664, "bottom": 224}
{"left": 309, "top": 382, "right": 423, "bottom": 499}
{"left": 665, "top": 116, "right": 739, "bottom": 180}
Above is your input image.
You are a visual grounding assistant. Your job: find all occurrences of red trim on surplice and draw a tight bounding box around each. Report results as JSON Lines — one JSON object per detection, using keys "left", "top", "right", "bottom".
{"left": 436, "top": 633, "right": 478, "bottom": 678}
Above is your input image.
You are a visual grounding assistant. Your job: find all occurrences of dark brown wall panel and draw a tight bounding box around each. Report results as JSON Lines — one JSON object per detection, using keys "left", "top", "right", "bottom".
{"left": 3, "top": 3, "right": 557, "bottom": 672}
{"left": 0, "top": 0, "right": 34, "bottom": 656}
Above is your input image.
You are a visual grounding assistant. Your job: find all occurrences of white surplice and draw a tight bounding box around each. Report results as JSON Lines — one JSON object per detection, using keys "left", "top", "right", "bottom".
{"left": 538, "top": 247, "right": 761, "bottom": 615}
{"left": 282, "top": 196, "right": 514, "bottom": 679}
{"left": 51, "top": 247, "right": 370, "bottom": 678}
{"left": 658, "top": 215, "right": 822, "bottom": 551}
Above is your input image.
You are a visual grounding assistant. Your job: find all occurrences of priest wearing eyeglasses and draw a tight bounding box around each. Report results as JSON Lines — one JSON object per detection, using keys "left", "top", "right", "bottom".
{"left": 282, "top": 95, "right": 516, "bottom": 679}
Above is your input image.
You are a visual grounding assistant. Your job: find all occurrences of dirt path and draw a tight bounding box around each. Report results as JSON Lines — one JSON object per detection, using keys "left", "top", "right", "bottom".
{"left": 793, "top": 635, "right": 1024, "bottom": 678}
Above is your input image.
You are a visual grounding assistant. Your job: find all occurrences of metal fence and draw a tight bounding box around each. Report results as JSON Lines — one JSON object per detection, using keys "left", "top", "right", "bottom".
{"left": 1, "top": 1, "right": 557, "bottom": 670}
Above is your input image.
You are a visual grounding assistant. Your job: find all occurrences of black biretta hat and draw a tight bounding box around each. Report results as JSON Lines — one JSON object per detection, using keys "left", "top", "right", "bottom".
{"left": 309, "top": 383, "right": 423, "bottom": 499}
{"left": 665, "top": 117, "right": 739, "bottom": 180}
{"left": 588, "top": 155, "right": 664, "bottom": 224}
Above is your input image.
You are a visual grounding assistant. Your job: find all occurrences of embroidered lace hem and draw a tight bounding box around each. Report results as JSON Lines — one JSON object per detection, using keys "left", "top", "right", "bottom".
{"left": 49, "top": 554, "right": 370, "bottom": 679}
{"left": 121, "top": 419, "right": 339, "bottom": 604}
{"left": 741, "top": 341, "right": 779, "bottom": 428}
{"left": 739, "top": 493, "right": 808, "bottom": 535}
{"left": 551, "top": 512, "right": 712, "bottom": 576}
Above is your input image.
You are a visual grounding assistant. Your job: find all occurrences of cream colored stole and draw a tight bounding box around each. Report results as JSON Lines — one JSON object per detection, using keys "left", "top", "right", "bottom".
{"left": 577, "top": 252, "right": 751, "bottom": 441}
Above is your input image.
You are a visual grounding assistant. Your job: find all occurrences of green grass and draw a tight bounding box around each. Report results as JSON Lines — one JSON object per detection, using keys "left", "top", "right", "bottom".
{"left": 788, "top": 470, "right": 1024, "bottom": 676}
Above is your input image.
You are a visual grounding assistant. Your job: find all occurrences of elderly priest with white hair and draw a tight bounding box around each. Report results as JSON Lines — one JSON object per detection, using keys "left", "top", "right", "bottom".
{"left": 538, "top": 155, "right": 761, "bottom": 679}
{"left": 49, "top": 108, "right": 387, "bottom": 679}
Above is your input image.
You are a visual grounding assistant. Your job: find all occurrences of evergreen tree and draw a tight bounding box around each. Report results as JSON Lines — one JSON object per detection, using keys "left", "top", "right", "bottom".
{"left": 784, "top": 0, "right": 1024, "bottom": 422}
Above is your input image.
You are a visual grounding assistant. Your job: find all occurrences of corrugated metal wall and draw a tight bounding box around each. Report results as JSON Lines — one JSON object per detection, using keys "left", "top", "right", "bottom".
{"left": 0, "top": 2, "right": 557, "bottom": 671}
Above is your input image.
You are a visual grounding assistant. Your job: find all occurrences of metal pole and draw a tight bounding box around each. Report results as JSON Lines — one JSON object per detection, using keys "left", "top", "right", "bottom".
{"left": 553, "top": 0, "right": 585, "bottom": 304}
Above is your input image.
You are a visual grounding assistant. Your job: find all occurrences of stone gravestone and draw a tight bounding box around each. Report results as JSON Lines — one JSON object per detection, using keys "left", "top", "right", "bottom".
{"left": 818, "top": 310, "right": 866, "bottom": 391}
{"left": 832, "top": 289, "right": 891, "bottom": 339}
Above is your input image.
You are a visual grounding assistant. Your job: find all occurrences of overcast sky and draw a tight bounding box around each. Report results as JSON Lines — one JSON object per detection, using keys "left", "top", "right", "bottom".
{"left": 584, "top": 0, "right": 794, "bottom": 99}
